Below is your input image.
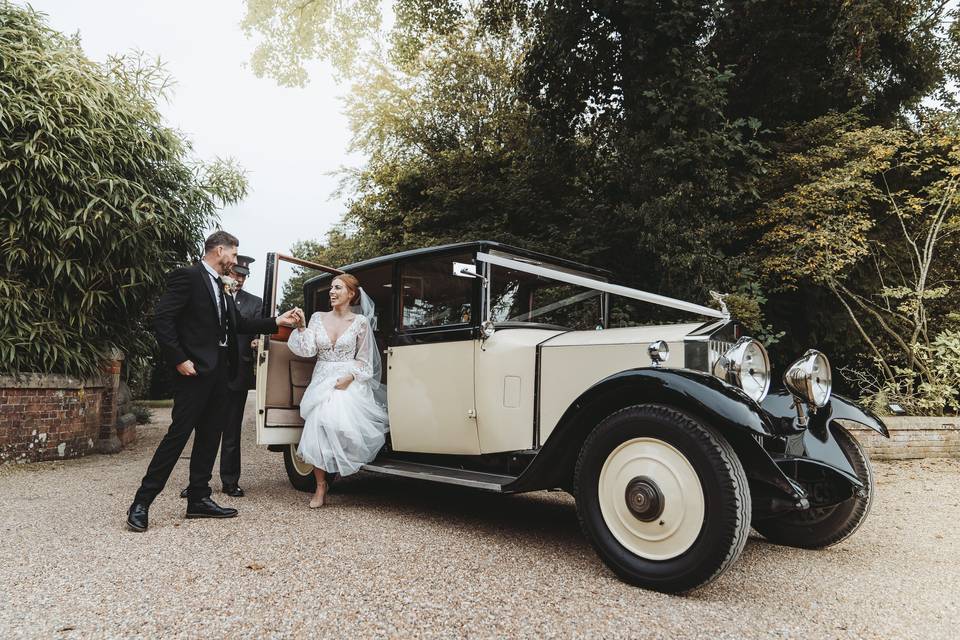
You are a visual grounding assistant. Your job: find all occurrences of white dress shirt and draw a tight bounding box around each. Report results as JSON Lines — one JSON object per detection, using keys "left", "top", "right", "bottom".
{"left": 201, "top": 260, "right": 228, "bottom": 346}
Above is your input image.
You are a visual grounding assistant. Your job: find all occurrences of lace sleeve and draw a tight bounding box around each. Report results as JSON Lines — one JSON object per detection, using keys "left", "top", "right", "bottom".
{"left": 287, "top": 312, "right": 320, "bottom": 358}
{"left": 350, "top": 316, "right": 376, "bottom": 383}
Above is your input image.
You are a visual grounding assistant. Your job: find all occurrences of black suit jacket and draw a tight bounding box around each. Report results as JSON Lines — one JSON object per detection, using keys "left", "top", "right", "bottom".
{"left": 154, "top": 263, "right": 277, "bottom": 379}
{"left": 228, "top": 288, "right": 263, "bottom": 391}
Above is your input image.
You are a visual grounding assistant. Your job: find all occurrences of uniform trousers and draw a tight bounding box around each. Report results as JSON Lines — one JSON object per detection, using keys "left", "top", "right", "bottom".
{"left": 218, "top": 388, "right": 249, "bottom": 486}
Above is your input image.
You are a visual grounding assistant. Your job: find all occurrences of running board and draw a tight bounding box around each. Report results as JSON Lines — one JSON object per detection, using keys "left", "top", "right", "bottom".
{"left": 361, "top": 459, "right": 517, "bottom": 492}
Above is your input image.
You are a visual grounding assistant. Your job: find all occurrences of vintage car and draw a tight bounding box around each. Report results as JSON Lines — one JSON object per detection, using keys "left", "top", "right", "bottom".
{"left": 254, "top": 241, "right": 888, "bottom": 593}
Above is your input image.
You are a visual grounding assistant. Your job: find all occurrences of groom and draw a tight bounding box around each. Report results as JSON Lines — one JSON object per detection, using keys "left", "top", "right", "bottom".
{"left": 126, "top": 231, "right": 302, "bottom": 532}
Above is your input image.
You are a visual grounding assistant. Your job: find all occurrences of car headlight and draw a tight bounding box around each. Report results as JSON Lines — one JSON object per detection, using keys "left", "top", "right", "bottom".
{"left": 648, "top": 340, "right": 670, "bottom": 366}
{"left": 784, "top": 350, "right": 832, "bottom": 408}
{"left": 713, "top": 337, "right": 771, "bottom": 403}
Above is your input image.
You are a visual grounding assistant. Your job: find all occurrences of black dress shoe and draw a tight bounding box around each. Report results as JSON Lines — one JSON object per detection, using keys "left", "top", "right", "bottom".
{"left": 222, "top": 484, "right": 245, "bottom": 497}
{"left": 126, "top": 503, "right": 149, "bottom": 532}
{"left": 180, "top": 488, "right": 189, "bottom": 499}
{"left": 186, "top": 496, "right": 238, "bottom": 519}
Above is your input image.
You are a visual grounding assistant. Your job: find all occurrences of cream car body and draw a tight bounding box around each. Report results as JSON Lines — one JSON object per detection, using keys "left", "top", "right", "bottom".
{"left": 254, "top": 241, "right": 888, "bottom": 593}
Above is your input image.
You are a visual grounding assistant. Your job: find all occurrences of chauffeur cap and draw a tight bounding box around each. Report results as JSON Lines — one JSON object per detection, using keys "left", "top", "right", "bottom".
{"left": 232, "top": 255, "right": 256, "bottom": 277}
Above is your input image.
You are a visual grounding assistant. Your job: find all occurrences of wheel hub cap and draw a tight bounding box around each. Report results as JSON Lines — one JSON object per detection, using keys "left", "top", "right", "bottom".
{"left": 598, "top": 437, "right": 706, "bottom": 560}
{"left": 625, "top": 476, "right": 665, "bottom": 522}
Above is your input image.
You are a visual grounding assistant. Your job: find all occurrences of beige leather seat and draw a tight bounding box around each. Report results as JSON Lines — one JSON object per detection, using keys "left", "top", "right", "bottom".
{"left": 263, "top": 338, "right": 315, "bottom": 427}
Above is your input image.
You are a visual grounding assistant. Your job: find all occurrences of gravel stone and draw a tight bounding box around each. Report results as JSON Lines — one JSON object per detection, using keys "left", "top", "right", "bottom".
{"left": 0, "top": 396, "right": 957, "bottom": 639}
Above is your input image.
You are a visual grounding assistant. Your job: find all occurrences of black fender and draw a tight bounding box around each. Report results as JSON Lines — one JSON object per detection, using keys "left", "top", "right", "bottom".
{"left": 505, "top": 368, "right": 780, "bottom": 493}
{"left": 760, "top": 390, "right": 890, "bottom": 438}
{"left": 754, "top": 390, "right": 888, "bottom": 509}
{"left": 828, "top": 394, "right": 890, "bottom": 437}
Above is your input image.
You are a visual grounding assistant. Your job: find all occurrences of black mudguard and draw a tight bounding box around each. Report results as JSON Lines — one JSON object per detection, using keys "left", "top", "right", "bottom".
{"left": 759, "top": 390, "right": 890, "bottom": 497}
{"left": 506, "top": 368, "right": 779, "bottom": 493}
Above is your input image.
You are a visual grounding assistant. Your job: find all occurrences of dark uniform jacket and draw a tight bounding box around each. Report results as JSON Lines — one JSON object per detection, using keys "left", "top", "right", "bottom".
{"left": 228, "top": 288, "right": 264, "bottom": 391}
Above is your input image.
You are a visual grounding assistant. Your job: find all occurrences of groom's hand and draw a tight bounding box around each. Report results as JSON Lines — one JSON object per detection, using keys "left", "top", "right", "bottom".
{"left": 176, "top": 360, "right": 197, "bottom": 376}
{"left": 276, "top": 308, "right": 302, "bottom": 328}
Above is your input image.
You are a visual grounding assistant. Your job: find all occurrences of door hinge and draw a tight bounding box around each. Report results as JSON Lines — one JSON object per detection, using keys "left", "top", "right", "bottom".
{"left": 467, "top": 409, "right": 477, "bottom": 420}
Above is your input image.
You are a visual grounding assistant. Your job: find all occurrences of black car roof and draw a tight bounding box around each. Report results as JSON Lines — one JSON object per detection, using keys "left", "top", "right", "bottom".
{"left": 302, "top": 240, "right": 613, "bottom": 287}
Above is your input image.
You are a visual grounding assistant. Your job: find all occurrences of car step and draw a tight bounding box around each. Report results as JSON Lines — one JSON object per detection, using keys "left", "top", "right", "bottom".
{"left": 361, "top": 459, "right": 517, "bottom": 492}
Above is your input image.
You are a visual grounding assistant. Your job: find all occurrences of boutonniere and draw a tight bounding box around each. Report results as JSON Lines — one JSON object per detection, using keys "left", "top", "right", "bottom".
{"left": 221, "top": 275, "right": 239, "bottom": 295}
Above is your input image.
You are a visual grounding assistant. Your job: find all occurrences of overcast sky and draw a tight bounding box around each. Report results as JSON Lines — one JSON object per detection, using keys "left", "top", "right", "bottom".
{"left": 31, "top": 0, "right": 359, "bottom": 301}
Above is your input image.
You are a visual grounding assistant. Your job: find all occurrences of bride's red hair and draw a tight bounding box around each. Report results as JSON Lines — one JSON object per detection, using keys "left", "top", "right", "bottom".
{"left": 334, "top": 273, "right": 361, "bottom": 305}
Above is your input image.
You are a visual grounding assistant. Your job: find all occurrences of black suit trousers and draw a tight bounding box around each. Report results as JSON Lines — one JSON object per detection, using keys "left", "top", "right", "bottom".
{"left": 134, "top": 348, "right": 229, "bottom": 505}
{"left": 218, "top": 388, "right": 248, "bottom": 486}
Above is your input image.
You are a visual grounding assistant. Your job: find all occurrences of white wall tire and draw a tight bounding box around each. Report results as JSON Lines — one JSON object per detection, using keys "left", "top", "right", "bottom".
{"left": 282, "top": 444, "right": 317, "bottom": 493}
{"left": 575, "top": 404, "right": 751, "bottom": 593}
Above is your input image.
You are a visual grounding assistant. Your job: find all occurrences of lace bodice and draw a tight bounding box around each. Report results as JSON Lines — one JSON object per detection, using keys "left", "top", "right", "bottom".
{"left": 287, "top": 312, "right": 375, "bottom": 382}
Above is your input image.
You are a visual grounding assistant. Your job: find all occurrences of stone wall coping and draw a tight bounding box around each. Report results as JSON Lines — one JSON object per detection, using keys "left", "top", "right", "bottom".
{"left": 0, "top": 373, "right": 108, "bottom": 390}
{"left": 841, "top": 416, "right": 959, "bottom": 431}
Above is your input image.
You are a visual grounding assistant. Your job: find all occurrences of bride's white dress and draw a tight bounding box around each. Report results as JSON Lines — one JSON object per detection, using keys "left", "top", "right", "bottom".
{"left": 287, "top": 312, "right": 389, "bottom": 476}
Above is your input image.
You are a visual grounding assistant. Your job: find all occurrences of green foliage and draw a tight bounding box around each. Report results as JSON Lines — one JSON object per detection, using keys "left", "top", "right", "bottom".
{"left": 241, "top": 0, "right": 381, "bottom": 86}
{"left": 844, "top": 329, "right": 960, "bottom": 416}
{"left": 131, "top": 403, "right": 154, "bottom": 425}
{"left": 245, "top": 0, "right": 960, "bottom": 410}
{"left": 0, "top": 3, "right": 247, "bottom": 378}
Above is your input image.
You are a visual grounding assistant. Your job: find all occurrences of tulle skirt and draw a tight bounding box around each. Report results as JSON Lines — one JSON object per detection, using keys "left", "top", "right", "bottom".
{"left": 296, "top": 362, "right": 389, "bottom": 476}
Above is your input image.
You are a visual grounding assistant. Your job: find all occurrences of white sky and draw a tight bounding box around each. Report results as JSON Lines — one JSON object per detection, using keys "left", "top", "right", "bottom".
{"left": 31, "top": 0, "right": 360, "bottom": 301}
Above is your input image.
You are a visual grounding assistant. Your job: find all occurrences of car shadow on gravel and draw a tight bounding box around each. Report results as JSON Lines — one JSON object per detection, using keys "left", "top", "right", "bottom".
{"left": 328, "top": 472, "right": 590, "bottom": 549}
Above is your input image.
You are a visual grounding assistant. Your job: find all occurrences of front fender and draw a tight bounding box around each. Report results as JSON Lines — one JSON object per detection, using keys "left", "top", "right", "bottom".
{"left": 761, "top": 390, "right": 890, "bottom": 438}
{"left": 829, "top": 394, "right": 890, "bottom": 437}
{"left": 506, "top": 368, "right": 775, "bottom": 493}
{"left": 561, "top": 368, "right": 778, "bottom": 438}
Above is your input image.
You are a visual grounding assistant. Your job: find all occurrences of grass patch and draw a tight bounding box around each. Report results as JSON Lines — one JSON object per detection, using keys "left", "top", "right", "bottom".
{"left": 136, "top": 399, "right": 174, "bottom": 408}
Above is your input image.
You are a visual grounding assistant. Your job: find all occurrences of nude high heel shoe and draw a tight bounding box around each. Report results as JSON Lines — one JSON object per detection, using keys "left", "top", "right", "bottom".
{"left": 309, "top": 480, "right": 328, "bottom": 508}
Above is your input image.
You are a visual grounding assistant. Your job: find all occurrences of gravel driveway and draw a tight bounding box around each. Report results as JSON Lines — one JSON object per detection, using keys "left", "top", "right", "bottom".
{"left": 1, "top": 396, "right": 958, "bottom": 639}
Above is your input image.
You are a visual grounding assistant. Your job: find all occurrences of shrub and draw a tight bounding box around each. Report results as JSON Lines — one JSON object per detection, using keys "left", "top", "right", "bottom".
{"left": 130, "top": 404, "right": 154, "bottom": 425}
{"left": 0, "top": 3, "right": 247, "bottom": 379}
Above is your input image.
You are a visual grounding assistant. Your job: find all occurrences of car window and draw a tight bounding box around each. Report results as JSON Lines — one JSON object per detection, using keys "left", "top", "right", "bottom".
{"left": 489, "top": 264, "right": 602, "bottom": 330}
{"left": 401, "top": 253, "right": 474, "bottom": 329}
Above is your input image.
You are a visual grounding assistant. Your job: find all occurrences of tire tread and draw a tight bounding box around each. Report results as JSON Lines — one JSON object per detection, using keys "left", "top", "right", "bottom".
{"left": 574, "top": 404, "right": 752, "bottom": 592}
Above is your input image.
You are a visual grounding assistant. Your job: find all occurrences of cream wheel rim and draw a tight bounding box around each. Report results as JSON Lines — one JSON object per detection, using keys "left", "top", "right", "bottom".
{"left": 290, "top": 444, "right": 314, "bottom": 476}
{"left": 598, "top": 437, "right": 705, "bottom": 560}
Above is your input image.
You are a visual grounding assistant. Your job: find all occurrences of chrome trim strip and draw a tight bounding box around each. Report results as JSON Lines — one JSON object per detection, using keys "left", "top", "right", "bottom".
{"left": 476, "top": 252, "right": 726, "bottom": 319}
{"left": 361, "top": 462, "right": 510, "bottom": 491}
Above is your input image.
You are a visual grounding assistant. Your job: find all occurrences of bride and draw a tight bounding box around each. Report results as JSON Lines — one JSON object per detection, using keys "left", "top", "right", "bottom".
{"left": 287, "top": 273, "right": 389, "bottom": 508}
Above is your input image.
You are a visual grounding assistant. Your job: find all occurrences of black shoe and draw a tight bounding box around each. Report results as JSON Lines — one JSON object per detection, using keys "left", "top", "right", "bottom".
{"left": 186, "top": 496, "right": 238, "bottom": 519}
{"left": 126, "top": 503, "right": 149, "bottom": 532}
{"left": 222, "top": 484, "right": 245, "bottom": 497}
{"left": 180, "top": 488, "right": 188, "bottom": 499}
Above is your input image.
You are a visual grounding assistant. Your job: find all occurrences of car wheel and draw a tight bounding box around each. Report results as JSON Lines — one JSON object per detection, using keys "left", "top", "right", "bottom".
{"left": 753, "top": 424, "right": 873, "bottom": 549}
{"left": 574, "top": 404, "right": 751, "bottom": 593}
{"left": 282, "top": 444, "right": 317, "bottom": 493}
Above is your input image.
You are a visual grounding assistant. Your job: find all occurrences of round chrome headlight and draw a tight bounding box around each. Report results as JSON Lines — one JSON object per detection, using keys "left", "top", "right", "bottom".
{"left": 784, "top": 350, "right": 832, "bottom": 408}
{"left": 648, "top": 340, "right": 670, "bottom": 366}
{"left": 713, "top": 337, "right": 771, "bottom": 403}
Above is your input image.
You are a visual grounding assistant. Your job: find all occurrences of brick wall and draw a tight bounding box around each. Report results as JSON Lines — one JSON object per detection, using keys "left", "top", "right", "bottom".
{"left": 846, "top": 416, "right": 960, "bottom": 460}
{"left": 0, "top": 370, "right": 120, "bottom": 464}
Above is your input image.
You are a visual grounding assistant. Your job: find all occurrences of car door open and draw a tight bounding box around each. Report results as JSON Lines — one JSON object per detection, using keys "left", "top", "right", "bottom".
{"left": 255, "top": 252, "right": 342, "bottom": 446}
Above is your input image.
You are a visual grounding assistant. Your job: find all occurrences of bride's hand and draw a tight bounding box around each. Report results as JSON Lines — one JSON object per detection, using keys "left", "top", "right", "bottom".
{"left": 334, "top": 374, "right": 354, "bottom": 390}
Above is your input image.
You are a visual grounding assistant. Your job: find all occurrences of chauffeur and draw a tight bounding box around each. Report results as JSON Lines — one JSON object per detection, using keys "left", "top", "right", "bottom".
{"left": 220, "top": 255, "right": 263, "bottom": 495}
{"left": 180, "top": 255, "right": 262, "bottom": 498}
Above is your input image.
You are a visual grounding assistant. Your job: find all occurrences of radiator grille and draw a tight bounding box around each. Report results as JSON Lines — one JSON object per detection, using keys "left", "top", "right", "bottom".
{"left": 708, "top": 339, "right": 734, "bottom": 372}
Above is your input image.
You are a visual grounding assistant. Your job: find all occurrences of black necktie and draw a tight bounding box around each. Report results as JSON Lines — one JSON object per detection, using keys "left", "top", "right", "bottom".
{"left": 215, "top": 277, "right": 229, "bottom": 342}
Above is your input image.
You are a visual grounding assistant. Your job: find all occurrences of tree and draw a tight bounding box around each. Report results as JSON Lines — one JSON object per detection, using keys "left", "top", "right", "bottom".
{"left": 0, "top": 3, "right": 248, "bottom": 380}
{"left": 245, "top": 0, "right": 960, "bottom": 402}
{"left": 756, "top": 112, "right": 960, "bottom": 414}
